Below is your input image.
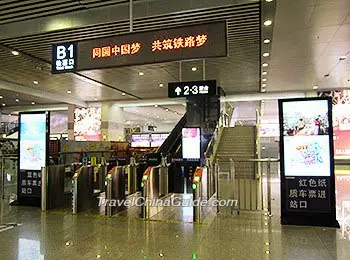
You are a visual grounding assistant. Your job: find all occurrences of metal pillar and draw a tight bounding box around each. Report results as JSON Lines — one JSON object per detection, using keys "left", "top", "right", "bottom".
{"left": 41, "top": 167, "right": 47, "bottom": 211}
{"left": 193, "top": 184, "right": 201, "bottom": 223}
{"left": 267, "top": 159, "right": 272, "bottom": 216}
{"left": 1, "top": 157, "right": 4, "bottom": 199}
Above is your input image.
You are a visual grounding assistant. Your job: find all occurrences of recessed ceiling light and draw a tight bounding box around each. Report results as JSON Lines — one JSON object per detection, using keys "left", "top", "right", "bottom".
{"left": 262, "top": 78, "right": 267, "bottom": 82}
{"left": 191, "top": 67, "right": 197, "bottom": 71}
{"left": 263, "top": 39, "right": 271, "bottom": 44}
{"left": 262, "top": 71, "right": 267, "bottom": 75}
{"left": 262, "top": 62, "right": 269, "bottom": 67}
{"left": 263, "top": 52, "right": 270, "bottom": 57}
{"left": 11, "top": 50, "right": 19, "bottom": 56}
{"left": 138, "top": 72, "right": 144, "bottom": 76}
{"left": 15, "top": 98, "right": 19, "bottom": 102}
{"left": 165, "top": 108, "right": 169, "bottom": 112}
{"left": 262, "top": 83, "right": 267, "bottom": 87}
{"left": 2, "top": 103, "right": 5, "bottom": 106}
{"left": 265, "top": 0, "right": 273, "bottom": 2}
{"left": 94, "top": 98, "right": 98, "bottom": 101}
{"left": 156, "top": 115, "right": 160, "bottom": 118}
{"left": 33, "top": 80, "right": 39, "bottom": 85}
{"left": 0, "top": 96, "right": 2, "bottom": 99}
{"left": 174, "top": 111, "right": 178, "bottom": 115}
{"left": 67, "top": 90, "right": 72, "bottom": 94}
{"left": 159, "top": 83, "right": 164, "bottom": 88}
{"left": 121, "top": 92, "right": 126, "bottom": 96}
{"left": 264, "top": 20, "right": 272, "bottom": 26}
{"left": 154, "top": 104, "right": 158, "bottom": 107}
{"left": 313, "top": 85, "right": 318, "bottom": 90}
{"left": 262, "top": 89, "right": 266, "bottom": 92}
{"left": 339, "top": 56, "right": 347, "bottom": 61}
{"left": 31, "top": 101, "right": 35, "bottom": 105}
{"left": 262, "top": 146, "right": 266, "bottom": 150}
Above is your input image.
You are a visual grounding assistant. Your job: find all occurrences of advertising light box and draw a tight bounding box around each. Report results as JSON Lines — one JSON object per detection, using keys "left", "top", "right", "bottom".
{"left": 52, "top": 22, "right": 227, "bottom": 73}
{"left": 74, "top": 107, "right": 101, "bottom": 141}
{"left": 150, "top": 133, "right": 169, "bottom": 148}
{"left": 131, "top": 134, "right": 150, "bottom": 148}
{"left": 279, "top": 97, "right": 338, "bottom": 227}
{"left": 182, "top": 128, "right": 201, "bottom": 160}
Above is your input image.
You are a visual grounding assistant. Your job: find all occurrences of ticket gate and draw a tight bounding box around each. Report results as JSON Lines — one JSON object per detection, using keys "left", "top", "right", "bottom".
{"left": 105, "top": 166, "right": 126, "bottom": 216}
{"left": 72, "top": 166, "right": 96, "bottom": 213}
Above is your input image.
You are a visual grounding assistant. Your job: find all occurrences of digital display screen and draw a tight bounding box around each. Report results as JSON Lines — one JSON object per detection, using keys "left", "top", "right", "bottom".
{"left": 52, "top": 22, "right": 227, "bottom": 73}
{"left": 182, "top": 128, "right": 201, "bottom": 159}
{"left": 131, "top": 134, "right": 150, "bottom": 148}
{"left": 74, "top": 107, "right": 101, "bottom": 141}
{"left": 150, "top": 133, "right": 169, "bottom": 147}
{"left": 282, "top": 100, "right": 331, "bottom": 176}
{"left": 19, "top": 113, "right": 47, "bottom": 171}
{"left": 319, "top": 90, "right": 350, "bottom": 159}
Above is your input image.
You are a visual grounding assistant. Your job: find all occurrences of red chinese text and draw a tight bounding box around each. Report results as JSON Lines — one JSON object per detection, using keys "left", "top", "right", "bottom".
{"left": 151, "top": 34, "right": 208, "bottom": 52}
{"left": 92, "top": 42, "right": 142, "bottom": 58}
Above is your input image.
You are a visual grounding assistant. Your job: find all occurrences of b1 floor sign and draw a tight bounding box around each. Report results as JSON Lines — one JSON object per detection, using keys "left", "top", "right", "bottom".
{"left": 52, "top": 43, "right": 77, "bottom": 72}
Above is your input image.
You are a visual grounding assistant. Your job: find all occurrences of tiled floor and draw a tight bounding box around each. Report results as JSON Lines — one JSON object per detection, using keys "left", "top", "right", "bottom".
{"left": 1, "top": 197, "right": 350, "bottom": 260}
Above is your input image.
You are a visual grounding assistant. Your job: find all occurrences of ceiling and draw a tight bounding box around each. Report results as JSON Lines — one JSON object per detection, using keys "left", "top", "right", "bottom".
{"left": 0, "top": 0, "right": 262, "bottom": 108}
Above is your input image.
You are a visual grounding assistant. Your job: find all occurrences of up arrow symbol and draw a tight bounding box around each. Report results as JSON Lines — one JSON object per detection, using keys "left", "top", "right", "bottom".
{"left": 175, "top": 87, "right": 181, "bottom": 96}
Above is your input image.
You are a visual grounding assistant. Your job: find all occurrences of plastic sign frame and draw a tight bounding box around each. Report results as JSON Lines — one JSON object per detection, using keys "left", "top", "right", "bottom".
{"left": 51, "top": 21, "right": 227, "bottom": 73}
{"left": 278, "top": 97, "right": 338, "bottom": 227}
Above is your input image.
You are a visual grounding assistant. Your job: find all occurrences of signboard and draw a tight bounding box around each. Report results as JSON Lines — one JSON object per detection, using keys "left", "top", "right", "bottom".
{"left": 52, "top": 22, "right": 227, "bottom": 73}
{"left": 319, "top": 90, "right": 350, "bottom": 159}
{"left": 182, "top": 128, "right": 201, "bottom": 160}
{"left": 18, "top": 112, "right": 49, "bottom": 201}
{"left": 74, "top": 107, "right": 101, "bottom": 141}
{"left": 279, "top": 97, "right": 338, "bottom": 227}
{"left": 150, "top": 133, "right": 169, "bottom": 148}
{"left": 168, "top": 80, "right": 216, "bottom": 98}
{"left": 131, "top": 134, "right": 150, "bottom": 148}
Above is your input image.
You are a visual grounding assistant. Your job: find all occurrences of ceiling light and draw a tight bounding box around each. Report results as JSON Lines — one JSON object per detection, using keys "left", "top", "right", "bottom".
{"left": 264, "top": 20, "right": 272, "bottom": 26}
{"left": 174, "top": 111, "right": 178, "bottom": 115}
{"left": 33, "top": 80, "right": 39, "bottom": 85}
{"left": 262, "top": 78, "right": 267, "bottom": 82}
{"left": 156, "top": 115, "right": 160, "bottom": 118}
{"left": 313, "top": 85, "right": 318, "bottom": 90}
{"left": 121, "top": 93, "right": 126, "bottom": 96}
{"left": 339, "top": 56, "right": 347, "bottom": 61}
{"left": 11, "top": 50, "right": 19, "bottom": 56}
{"left": 15, "top": 98, "right": 19, "bottom": 102}
{"left": 191, "top": 67, "right": 197, "bottom": 71}
{"left": 159, "top": 83, "right": 164, "bottom": 88}
{"left": 262, "top": 71, "right": 267, "bottom": 75}
{"left": 262, "top": 146, "right": 266, "bottom": 150}
{"left": 138, "top": 72, "right": 144, "bottom": 76}
{"left": 262, "top": 89, "right": 266, "bottom": 92}
{"left": 265, "top": 0, "right": 273, "bottom": 2}
{"left": 154, "top": 104, "right": 158, "bottom": 107}
{"left": 147, "top": 113, "right": 150, "bottom": 116}
{"left": 31, "top": 101, "right": 35, "bottom": 105}
{"left": 262, "top": 62, "right": 269, "bottom": 67}
{"left": 67, "top": 90, "right": 72, "bottom": 94}
{"left": 262, "top": 83, "right": 267, "bottom": 87}
{"left": 2, "top": 103, "right": 5, "bottom": 106}
{"left": 0, "top": 96, "right": 2, "bottom": 99}
{"left": 263, "top": 39, "right": 271, "bottom": 44}
{"left": 263, "top": 52, "right": 270, "bottom": 57}
{"left": 94, "top": 98, "right": 98, "bottom": 101}
{"left": 165, "top": 108, "right": 169, "bottom": 112}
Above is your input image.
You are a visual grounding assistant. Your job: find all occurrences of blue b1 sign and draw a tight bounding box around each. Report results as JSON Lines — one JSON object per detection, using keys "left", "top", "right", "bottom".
{"left": 52, "top": 42, "right": 77, "bottom": 73}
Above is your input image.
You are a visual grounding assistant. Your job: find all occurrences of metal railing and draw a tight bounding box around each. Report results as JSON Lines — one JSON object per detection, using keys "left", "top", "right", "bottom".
{"left": 1, "top": 155, "right": 18, "bottom": 200}
{"left": 215, "top": 158, "right": 279, "bottom": 216}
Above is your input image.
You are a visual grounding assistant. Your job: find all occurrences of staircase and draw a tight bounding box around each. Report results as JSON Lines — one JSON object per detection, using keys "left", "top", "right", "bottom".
{"left": 215, "top": 126, "right": 256, "bottom": 175}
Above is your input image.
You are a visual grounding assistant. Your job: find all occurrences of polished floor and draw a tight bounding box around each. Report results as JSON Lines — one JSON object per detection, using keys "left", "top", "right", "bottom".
{"left": 1, "top": 196, "right": 350, "bottom": 260}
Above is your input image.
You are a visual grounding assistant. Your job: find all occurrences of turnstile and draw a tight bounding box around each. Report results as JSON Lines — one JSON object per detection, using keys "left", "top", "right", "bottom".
{"left": 105, "top": 166, "right": 126, "bottom": 216}
{"left": 72, "top": 166, "right": 94, "bottom": 213}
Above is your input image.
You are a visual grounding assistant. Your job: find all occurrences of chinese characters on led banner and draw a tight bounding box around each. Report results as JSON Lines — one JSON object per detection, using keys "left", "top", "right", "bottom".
{"left": 287, "top": 176, "right": 330, "bottom": 211}
{"left": 92, "top": 42, "right": 142, "bottom": 58}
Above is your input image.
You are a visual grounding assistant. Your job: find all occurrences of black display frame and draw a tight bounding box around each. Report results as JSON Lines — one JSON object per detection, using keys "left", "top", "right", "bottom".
{"left": 168, "top": 80, "right": 217, "bottom": 98}
{"left": 182, "top": 127, "right": 201, "bottom": 162}
{"left": 17, "top": 111, "right": 50, "bottom": 206}
{"left": 278, "top": 97, "right": 338, "bottom": 227}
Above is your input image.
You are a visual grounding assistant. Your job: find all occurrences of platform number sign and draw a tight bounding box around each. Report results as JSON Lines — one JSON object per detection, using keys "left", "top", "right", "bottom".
{"left": 52, "top": 42, "right": 77, "bottom": 73}
{"left": 168, "top": 80, "right": 216, "bottom": 98}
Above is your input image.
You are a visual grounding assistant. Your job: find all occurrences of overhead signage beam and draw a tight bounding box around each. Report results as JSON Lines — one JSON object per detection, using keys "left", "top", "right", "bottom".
{"left": 168, "top": 80, "right": 217, "bottom": 98}
{"left": 52, "top": 21, "right": 227, "bottom": 73}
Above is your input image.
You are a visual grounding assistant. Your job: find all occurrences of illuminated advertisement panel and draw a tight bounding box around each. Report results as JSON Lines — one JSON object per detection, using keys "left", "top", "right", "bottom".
{"left": 279, "top": 98, "right": 338, "bottom": 227}
{"left": 131, "top": 134, "right": 150, "bottom": 148}
{"left": 319, "top": 90, "right": 350, "bottom": 159}
{"left": 18, "top": 112, "right": 49, "bottom": 200}
{"left": 182, "top": 128, "right": 201, "bottom": 160}
{"left": 150, "top": 133, "right": 169, "bottom": 148}
{"left": 52, "top": 22, "right": 227, "bottom": 73}
{"left": 74, "top": 107, "right": 101, "bottom": 141}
